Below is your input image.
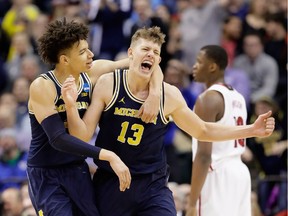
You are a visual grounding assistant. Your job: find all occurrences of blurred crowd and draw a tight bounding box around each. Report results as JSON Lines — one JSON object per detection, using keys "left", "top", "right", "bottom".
{"left": 0, "top": 0, "right": 287, "bottom": 215}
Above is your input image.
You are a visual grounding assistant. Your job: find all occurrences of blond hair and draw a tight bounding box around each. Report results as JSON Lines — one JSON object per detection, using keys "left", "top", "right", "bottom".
{"left": 130, "top": 26, "right": 166, "bottom": 47}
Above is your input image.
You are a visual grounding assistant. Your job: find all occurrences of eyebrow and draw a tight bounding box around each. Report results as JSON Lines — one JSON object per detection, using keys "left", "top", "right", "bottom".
{"left": 79, "top": 48, "right": 86, "bottom": 53}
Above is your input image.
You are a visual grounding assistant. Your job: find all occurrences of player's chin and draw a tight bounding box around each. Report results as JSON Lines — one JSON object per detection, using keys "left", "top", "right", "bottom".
{"left": 86, "top": 63, "right": 93, "bottom": 70}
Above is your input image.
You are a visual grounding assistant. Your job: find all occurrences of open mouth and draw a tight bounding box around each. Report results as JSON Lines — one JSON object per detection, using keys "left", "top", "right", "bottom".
{"left": 141, "top": 62, "right": 152, "bottom": 71}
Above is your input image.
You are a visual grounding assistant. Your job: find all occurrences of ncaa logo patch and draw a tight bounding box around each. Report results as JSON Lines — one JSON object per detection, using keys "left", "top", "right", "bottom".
{"left": 83, "top": 83, "right": 90, "bottom": 93}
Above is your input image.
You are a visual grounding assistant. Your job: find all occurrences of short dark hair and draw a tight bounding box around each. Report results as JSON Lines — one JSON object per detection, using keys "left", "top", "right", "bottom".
{"left": 266, "top": 12, "right": 287, "bottom": 30}
{"left": 37, "top": 17, "right": 89, "bottom": 65}
{"left": 201, "top": 45, "right": 228, "bottom": 71}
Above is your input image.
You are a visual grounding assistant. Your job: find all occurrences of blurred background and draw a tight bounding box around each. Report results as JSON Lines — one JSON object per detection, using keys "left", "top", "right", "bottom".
{"left": 0, "top": 0, "right": 286, "bottom": 215}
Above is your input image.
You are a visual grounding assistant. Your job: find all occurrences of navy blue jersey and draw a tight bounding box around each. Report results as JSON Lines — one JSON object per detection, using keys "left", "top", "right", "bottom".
{"left": 27, "top": 71, "right": 93, "bottom": 167}
{"left": 95, "top": 69, "right": 169, "bottom": 175}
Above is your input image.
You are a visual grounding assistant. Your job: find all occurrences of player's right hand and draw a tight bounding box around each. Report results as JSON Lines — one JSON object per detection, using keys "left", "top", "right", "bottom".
{"left": 109, "top": 154, "right": 131, "bottom": 192}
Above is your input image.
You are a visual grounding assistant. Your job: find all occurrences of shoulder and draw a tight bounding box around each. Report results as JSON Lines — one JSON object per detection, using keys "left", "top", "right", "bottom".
{"left": 163, "top": 82, "right": 188, "bottom": 115}
{"left": 29, "top": 76, "right": 56, "bottom": 98}
{"left": 92, "top": 72, "right": 114, "bottom": 103}
{"left": 163, "top": 82, "right": 183, "bottom": 100}
{"left": 195, "top": 89, "right": 223, "bottom": 112}
{"left": 95, "top": 72, "right": 114, "bottom": 86}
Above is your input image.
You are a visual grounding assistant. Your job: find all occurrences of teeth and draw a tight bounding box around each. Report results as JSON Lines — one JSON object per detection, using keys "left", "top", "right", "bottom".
{"left": 143, "top": 61, "right": 152, "bottom": 65}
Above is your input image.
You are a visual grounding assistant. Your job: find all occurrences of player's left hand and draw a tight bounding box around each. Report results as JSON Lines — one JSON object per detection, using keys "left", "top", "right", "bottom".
{"left": 252, "top": 110, "right": 275, "bottom": 137}
{"left": 61, "top": 75, "right": 78, "bottom": 108}
{"left": 137, "top": 93, "right": 160, "bottom": 123}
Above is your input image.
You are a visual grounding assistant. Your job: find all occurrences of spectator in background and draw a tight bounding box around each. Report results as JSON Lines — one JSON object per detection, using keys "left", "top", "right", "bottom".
{"left": 238, "top": 0, "right": 268, "bottom": 54}
{"left": 20, "top": 182, "right": 37, "bottom": 216}
{"left": 226, "top": 0, "right": 249, "bottom": 21}
{"left": 221, "top": 15, "right": 243, "bottom": 66}
{"left": 164, "top": 59, "right": 196, "bottom": 184}
{"left": 233, "top": 33, "right": 278, "bottom": 111}
{"left": 88, "top": 0, "right": 133, "bottom": 60}
{"left": 29, "top": 13, "right": 50, "bottom": 55}
{"left": 0, "top": 105, "right": 16, "bottom": 130}
{"left": 130, "top": 0, "right": 170, "bottom": 70}
{"left": 264, "top": 12, "right": 287, "bottom": 137}
{"left": 243, "top": 0, "right": 268, "bottom": 37}
{"left": 246, "top": 96, "right": 287, "bottom": 216}
{"left": 5, "top": 32, "right": 34, "bottom": 85}
{"left": 11, "top": 77, "right": 31, "bottom": 152}
{"left": 1, "top": 0, "right": 40, "bottom": 39}
{"left": 178, "top": 0, "right": 229, "bottom": 68}
{"left": 0, "top": 57, "right": 8, "bottom": 94}
{"left": 0, "top": 128, "right": 28, "bottom": 192}
{"left": 19, "top": 55, "right": 44, "bottom": 84}
{"left": 0, "top": 92, "right": 18, "bottom": 112}
{"left": 1, "top": 187, "right": 24, "bottom": 216}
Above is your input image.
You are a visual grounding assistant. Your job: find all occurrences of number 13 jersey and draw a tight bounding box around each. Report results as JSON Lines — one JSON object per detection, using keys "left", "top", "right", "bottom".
{"left": 94, "top": 69, "right": 169, "bottom": 175}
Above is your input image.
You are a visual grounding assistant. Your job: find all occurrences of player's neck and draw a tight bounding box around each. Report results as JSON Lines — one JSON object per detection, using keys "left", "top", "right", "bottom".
{"left": 127, "top": 71, "right": 150, "bottom": 99}
{"left": 53, "top": 67, "right": 80, "bottom": 87}
{"left": 206, "top": 77, "right": 225, "bottom": 88}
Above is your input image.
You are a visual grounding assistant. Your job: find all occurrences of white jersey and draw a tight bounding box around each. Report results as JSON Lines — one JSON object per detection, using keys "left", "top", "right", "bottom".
{"left": 192, "top": 83, "right": 247, "bottom": 169}
{"left": 192, "top": 84, "right": 251, "bottom": 216}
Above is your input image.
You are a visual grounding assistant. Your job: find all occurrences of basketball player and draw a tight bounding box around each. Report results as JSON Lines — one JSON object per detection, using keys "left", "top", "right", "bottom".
{"left": 186, "top": 45, "right": 251, "bottom": 216}
{"left": 27, "top": 18, "right": 162, "bottom": 216}
{"left": 62, "top": 27, "right": 275, "bottom": 216}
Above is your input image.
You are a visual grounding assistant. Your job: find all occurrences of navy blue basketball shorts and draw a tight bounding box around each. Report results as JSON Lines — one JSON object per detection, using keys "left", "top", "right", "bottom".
{"left": 27, "top": 161, "right": 100, "bottom": 216}
{"left": 93, "top": 165, "right": 176, "bottom": 216}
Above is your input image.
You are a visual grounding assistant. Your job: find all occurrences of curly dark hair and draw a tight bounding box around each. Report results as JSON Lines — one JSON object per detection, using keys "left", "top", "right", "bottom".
{"left": 37, "top": 18, "right": 89, "bottom": 65}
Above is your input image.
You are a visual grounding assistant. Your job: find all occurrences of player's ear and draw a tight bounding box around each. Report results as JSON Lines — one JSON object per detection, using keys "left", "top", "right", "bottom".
{"left": 209, "top": 62, "right": 217, "bottom": 72}
{"left": 60, "top": 54, "right": 69, "bottom": 65}
{"left": 128, "top": 48, "right": 133, "bottom": 59}
{"left": 158, "top": 57, "right": 161, "bottom": 64}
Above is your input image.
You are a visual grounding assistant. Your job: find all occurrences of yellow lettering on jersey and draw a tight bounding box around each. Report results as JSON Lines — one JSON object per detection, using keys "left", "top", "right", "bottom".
{"left": 114, "top": 107, "right": 138, "bottom": 118}
{"left": 77, "top": 101, "right": 88, "bottom": 109}
{"left": 38, "top": 210, "right": 44, "bottom": 216}
{"left": 114, "top": 107, "right": 157, "bottom": 124}
{"left": 81, "top": 92, "right": 88, "bottom": 97}
{"left": 55, "top": 104, "right": 66, "bottom": 113}
{"left": 55, "top": 102, "right": 88, "bottom": 113}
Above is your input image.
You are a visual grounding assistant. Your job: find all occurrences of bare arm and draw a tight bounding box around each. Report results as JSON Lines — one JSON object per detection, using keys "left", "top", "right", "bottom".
{"left": 188, "top": 91, "right": 224, "bottom": 215}
{"left": 164, "top": 83, "right": 275, "bottom": 142}
{"left": 62, "top": 74, "right": 131, "bottom": 191}
{"left": 62, "top": 74, "right": 113, "bottom": 142}
{"left": 138, "top": 65, "right": 163, "bottom": 123}
{"left": 29, "top": 77, "right": 60, "bottom": 123}
{"left": 88, "top": 58, "right": 129, "bottom": 84}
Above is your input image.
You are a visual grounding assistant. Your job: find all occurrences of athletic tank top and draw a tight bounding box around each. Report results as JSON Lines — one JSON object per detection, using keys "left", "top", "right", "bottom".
{"left": 192, "top": 84, "right": 247, "bottom": 167}
{"left": 94, "top": 69, "right": 169, "bottom": 175}
{"left": 27, "top": 71, "right": 93, "bottom": 167}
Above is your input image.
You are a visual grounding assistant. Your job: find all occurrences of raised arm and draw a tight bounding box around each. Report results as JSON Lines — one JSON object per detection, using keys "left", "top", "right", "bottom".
{"left": 88, "top": 58, "right": 129, "bottom": 84}
{"left": 30, "top": 76, "right": 131, "bottom": 191}
{"left": 29, "top": 77, "right": 102, "bottom": 160}
{"left": 164, "top": 83, "right": 275, "bottom": 142}
{"left": 138, "top": 65, "right": 163, "bottom": 123}
{"left": 61, "top": 75, "right": 110, "bottom": 142}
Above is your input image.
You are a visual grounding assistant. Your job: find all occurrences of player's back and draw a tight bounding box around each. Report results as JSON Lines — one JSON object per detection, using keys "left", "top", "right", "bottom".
{"left": 192, "top": 83, "right": 247, "bottom": 168}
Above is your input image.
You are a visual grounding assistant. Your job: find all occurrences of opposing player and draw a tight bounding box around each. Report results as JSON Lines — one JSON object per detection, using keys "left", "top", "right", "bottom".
{"left": 62, "top": 27, "right": 275, "bottom": 216}
{"left": 27, "top": 18, "right": 161, "bottom": 216}
{"left": 186, "top": 45, "right": 251, "bottom": 216}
